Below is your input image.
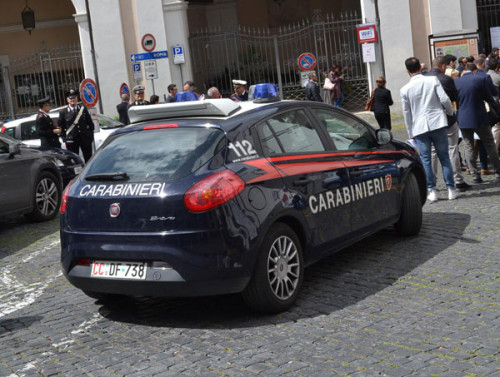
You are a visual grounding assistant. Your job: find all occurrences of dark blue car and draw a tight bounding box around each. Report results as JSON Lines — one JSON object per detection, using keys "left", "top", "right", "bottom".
{"left": 60, "top": 90, "right": 426, "bottom": 313}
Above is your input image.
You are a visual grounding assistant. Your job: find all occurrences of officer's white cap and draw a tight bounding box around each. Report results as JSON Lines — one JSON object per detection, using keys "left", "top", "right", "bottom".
{"left": 232, "top": 80, "right": 247, "bottom": 86}
{"left": 133, "top": 85, "right": 145, "bottom": 93}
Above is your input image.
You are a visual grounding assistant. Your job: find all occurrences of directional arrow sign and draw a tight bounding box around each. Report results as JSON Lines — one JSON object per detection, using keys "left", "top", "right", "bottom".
{"left": 130, "top": 50, "right": 168, "bottom": 62}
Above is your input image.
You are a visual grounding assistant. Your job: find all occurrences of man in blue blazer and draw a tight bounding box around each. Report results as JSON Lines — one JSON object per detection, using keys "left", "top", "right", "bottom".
{"left": 455, "top": 63, "right": 500, "bottom": 183}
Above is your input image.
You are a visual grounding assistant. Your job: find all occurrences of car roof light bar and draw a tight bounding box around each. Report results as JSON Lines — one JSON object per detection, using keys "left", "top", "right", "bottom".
{"left": 128, "top": 99, "right": 241, "bottom": 123}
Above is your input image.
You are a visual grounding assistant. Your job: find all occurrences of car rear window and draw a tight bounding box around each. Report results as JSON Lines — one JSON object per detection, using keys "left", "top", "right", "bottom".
{"left": 84, "top": 127, "right": 226, "bottom": 182}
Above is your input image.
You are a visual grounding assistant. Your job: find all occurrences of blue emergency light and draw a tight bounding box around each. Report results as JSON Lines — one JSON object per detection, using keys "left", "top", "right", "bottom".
{"left": 250, "top": 83, "right": 280, "bottom": 103}
{"left": 175, "top": 91, "right": 198, "bottom": 102}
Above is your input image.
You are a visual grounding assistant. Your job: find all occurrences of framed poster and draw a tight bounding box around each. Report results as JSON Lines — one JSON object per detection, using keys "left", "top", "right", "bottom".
{"left": 429, "top": 30, "right": 480, "bottom": 60}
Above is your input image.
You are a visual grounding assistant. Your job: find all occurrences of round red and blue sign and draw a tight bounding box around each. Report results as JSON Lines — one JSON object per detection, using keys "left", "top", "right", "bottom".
{"left": 298, "top": 52, "right": 317, "bottom": 71}
{"left": 79, "top": 78, "right": 99, "bottom": 108}
{"left": 120, "top": 83, "right": 130, "bottom": 102}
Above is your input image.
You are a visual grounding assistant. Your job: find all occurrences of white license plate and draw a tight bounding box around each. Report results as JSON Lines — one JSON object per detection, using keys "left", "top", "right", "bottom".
{"left": 74, "top": 166, "right": 83, "bottom": 174}
{"left": 91, "top": 261, "right": 147, "bottom": 280}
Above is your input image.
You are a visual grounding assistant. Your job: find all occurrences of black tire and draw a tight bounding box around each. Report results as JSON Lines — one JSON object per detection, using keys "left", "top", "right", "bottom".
{"left": 26, "top": 171, "right": 61, "bottom": 222}
{"left": 242, "top": 223, "right": 304, "bottom": 313}
{"left": 394, "top": 173, "right": 422, "bottom": 236}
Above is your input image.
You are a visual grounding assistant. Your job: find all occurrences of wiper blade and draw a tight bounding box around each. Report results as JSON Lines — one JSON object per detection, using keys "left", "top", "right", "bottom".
{"left": 85, "top": 172, "right": 130, "bottom": 181}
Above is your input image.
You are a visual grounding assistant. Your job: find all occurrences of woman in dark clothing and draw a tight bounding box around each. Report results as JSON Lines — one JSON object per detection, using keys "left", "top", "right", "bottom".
{"left": 372, "top": 76, "right": 393, "bottom": 130}
{"left": 328, "top": 63, "right": 344, "bottom": 107}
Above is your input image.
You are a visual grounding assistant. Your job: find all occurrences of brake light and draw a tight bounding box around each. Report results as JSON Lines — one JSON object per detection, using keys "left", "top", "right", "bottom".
{"left": 184, "top": 170, "right": 245, "bottom": 212}
{"left": 0, "top": 126, "right": 5, "bottom": 133}
{"left": 60, "top": 180, "right": 74, "bottom": 214}
{"left": 144, "top": 123, "right": 178, "bottom": 130}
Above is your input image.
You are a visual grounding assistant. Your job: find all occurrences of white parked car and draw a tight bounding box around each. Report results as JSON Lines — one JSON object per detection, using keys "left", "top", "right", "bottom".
{"left": 0, "top": 112, "right": 125, "bottom": 150}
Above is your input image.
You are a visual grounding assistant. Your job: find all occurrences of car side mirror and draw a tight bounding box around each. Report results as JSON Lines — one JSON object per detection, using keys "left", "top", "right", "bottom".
{"left": 8, "top": 143, "right": 21, "bottom": 158}
{"left": 376, "top": 128, "right": 392, "bottom": 145}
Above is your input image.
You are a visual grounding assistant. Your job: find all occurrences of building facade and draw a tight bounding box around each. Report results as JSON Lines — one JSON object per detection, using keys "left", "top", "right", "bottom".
{"left": 0, "top": 0, "right": 495, "bottom": 121}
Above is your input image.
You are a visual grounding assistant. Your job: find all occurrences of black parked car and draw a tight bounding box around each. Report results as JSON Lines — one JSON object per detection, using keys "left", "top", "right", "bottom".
{"left": 60, "top": 86, "right": 426, "bottom": 313}
{"left": 0, "top": 133, "right": 63, "bottom": 222}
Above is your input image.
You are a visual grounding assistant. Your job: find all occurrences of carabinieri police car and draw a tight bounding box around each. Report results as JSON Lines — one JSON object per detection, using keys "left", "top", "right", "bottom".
{"left": 60, "top": 84, "right": 426, "bottom": 313}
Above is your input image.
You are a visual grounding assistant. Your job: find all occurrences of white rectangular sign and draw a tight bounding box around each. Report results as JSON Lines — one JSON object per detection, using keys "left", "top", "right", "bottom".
{"left": 144, "top": 60, "right": 158, "bottom": 79}
{"left": 362, "top": 43, "right": 376, "bottom": 63}
{"left": 491, "top": 27, "right": 500, "bottom": 50}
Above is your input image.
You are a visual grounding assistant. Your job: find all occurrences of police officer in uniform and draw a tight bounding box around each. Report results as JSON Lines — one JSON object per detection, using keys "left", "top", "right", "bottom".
{"left": 230, "top": 80, "right": 249, "bottom": 102}
{"left": 129, "top": 85, "right": 149, "bottom": 106}
{"left": 36, "top": 97, "right": 61, "bottom": 148}
{"left": 58, "top": 89, "right": 95, "bottom": 162}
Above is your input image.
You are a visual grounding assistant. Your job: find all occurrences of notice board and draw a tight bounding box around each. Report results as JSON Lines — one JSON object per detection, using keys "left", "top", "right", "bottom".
{"left": 428, "top": 30, "right": 480, "bottom": 60}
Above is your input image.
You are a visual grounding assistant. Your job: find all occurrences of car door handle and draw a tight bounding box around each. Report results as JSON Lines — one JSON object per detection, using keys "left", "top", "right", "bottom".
{"left": 349, "top": 170, "right": 364, "bottom": 177}
{"left": 293, "top": 178, "right": 311, "bottom": 186}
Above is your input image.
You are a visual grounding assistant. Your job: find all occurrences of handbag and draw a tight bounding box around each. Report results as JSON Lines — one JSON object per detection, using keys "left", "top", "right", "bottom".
{"left": 364, "top": 89, "right": 375, "bottom": 111}
{"left": 323, "top": 77, "right": 335, "bottom": 90}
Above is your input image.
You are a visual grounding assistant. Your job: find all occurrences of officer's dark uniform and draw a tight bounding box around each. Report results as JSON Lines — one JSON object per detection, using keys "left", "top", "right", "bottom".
{"left": 58, "top": 90, "right": 94, "bottom": 162}
{"left": 36, "top": 97, "right": 61, "bottom": 148}
{"left": 129, "top": 85, "right": 150, "bottom": 107}
{"left": 230, "top": 79, "right": 249, "bottom": 102}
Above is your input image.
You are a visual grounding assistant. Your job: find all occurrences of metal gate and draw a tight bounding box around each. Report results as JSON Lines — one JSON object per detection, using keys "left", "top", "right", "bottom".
{"left": 0, "top": 43, "right": 84, "bottom": 122}
{"left": 189, "top": 10, "right": 368, "bottom": 111}
{"left": 477, "top": 0, "right": 500, "bottom": 53}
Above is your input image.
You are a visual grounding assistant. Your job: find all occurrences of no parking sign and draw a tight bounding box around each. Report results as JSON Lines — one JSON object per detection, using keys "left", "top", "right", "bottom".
{"left": 120, "top": 83, "right": 130, "bottom": 101}
{"left": 79, "top": 78, "right": 99, "bottom": 108}
{"left": 297, "top": 52, "right": 317, "bottom": 71}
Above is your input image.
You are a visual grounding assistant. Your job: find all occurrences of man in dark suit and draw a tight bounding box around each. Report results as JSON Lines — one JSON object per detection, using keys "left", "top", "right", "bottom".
{"left": 455, "top": 63, "right": 500, "bottom": 183}
{"left": 116, "top": 94, "right": 130, "bottom": 125}
{"left": 36, "top": 97, "right": 61, "bottom": 148}
{"left": 305, "top": 72, "right": 323, "bottom": 102}
{"left": 58, "top": 89, "right": 95, "bottom": 162}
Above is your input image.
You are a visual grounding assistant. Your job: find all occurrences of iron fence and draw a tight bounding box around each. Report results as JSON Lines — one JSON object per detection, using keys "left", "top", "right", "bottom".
{"left": 477, "top": 0, "right": 500, "bottom": 53}
{"left": 1, "top": 43, "right": 84, "bottom": 121}
{"left": 190, "top": 10, "right": 368, "bottom": 111}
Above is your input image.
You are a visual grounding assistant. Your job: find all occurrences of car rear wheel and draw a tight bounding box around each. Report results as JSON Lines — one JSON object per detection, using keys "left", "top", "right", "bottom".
{"left": 242, "top": 223, "right": 303, "bottom": 313}
{"left": 394, "top": 172, "right": 422, "bottom": 236}
{"left": 26, "top": 171, "right": 61, "bottom": 222}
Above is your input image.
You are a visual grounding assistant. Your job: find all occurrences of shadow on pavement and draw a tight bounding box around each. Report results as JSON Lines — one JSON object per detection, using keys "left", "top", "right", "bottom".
{"left": 0, "top": 215, "right": 60, "bottom": 260}
{"left": 96, "top": 211, "right": 471, "bottom": 328}
{"left": 0, "top": 316, "right": 43, "bottom": 336}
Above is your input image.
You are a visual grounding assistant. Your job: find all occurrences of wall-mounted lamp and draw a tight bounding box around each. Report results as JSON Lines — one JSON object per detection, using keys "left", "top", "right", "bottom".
{"left": 21, "top": 1, "right": 35, "bottom": 35}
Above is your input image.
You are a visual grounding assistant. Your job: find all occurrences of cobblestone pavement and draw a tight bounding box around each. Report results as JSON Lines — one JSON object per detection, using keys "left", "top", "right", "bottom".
{"left": 1, "top": 113, "right": 499, "bottom": 376}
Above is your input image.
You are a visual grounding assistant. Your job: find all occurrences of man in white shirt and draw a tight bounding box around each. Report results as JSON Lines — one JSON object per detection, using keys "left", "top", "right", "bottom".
{"left": 400, "top": 57, "right": 457, "bottom": 202}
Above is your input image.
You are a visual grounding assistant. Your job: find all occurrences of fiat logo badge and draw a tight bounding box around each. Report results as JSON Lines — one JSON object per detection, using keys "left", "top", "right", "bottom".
{"left": 109, "top": 203, "right": 121, "bottom": 218}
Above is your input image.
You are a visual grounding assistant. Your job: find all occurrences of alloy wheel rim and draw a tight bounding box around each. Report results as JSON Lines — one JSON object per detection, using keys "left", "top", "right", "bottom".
{"left": 267, "top": 235, "right": 300, "bottom": 300}
{"left": 35, "top": 178, "right": 58, "bottom": 216}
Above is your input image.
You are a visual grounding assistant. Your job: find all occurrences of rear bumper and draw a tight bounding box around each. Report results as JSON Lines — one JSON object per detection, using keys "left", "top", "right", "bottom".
{"left": 60, "top": 229, "right": 256, "bottom": 297}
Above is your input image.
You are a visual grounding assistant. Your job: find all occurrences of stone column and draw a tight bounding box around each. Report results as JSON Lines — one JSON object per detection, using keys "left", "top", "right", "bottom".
{"left": 162, "top": 0, "right": 193, "bottom": 90}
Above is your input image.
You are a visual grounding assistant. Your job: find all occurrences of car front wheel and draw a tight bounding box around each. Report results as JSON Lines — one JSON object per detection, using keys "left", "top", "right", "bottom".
{"left": 394, "top": 172, "right": 422, "bottom": 236}
{"left": 242, "top": 223, "right": 304, "bottom": 313}
{"left": 26, "top": 171, "right": 61, "bottom": 222}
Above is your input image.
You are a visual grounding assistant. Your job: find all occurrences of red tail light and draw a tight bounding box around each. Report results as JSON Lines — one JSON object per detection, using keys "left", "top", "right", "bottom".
{"left": 0, "top": 126, "right": 5, "bottom": 133}
{"left": 60, "top": 180, "right": 74, "bottom": 214}
{"left": 184, "top": 170, "right": 245, "bottom": 212}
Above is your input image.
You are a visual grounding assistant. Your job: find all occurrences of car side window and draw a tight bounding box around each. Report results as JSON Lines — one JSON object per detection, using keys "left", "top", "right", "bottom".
{"left": 311, "top": 108, "right": 375, "bottom": 151}
{"left": 2, "top": 128, "right": 15, "bottom": 139}
{"left": 0, "top": 139, "right": 8, "bottom": 154}
{"left": 258, "top": 109, "right": 325, "bottom": 155}
{"left": 21, "top": 121, "right": 38, "bottom": 141}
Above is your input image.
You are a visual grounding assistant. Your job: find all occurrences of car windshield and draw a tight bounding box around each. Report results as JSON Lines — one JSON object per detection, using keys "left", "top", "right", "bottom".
{"left": 84, "top": 126, "right": 226, "bottom": 182}
{"left": 98, "top": 115, "right": 124, "bottom": 129}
